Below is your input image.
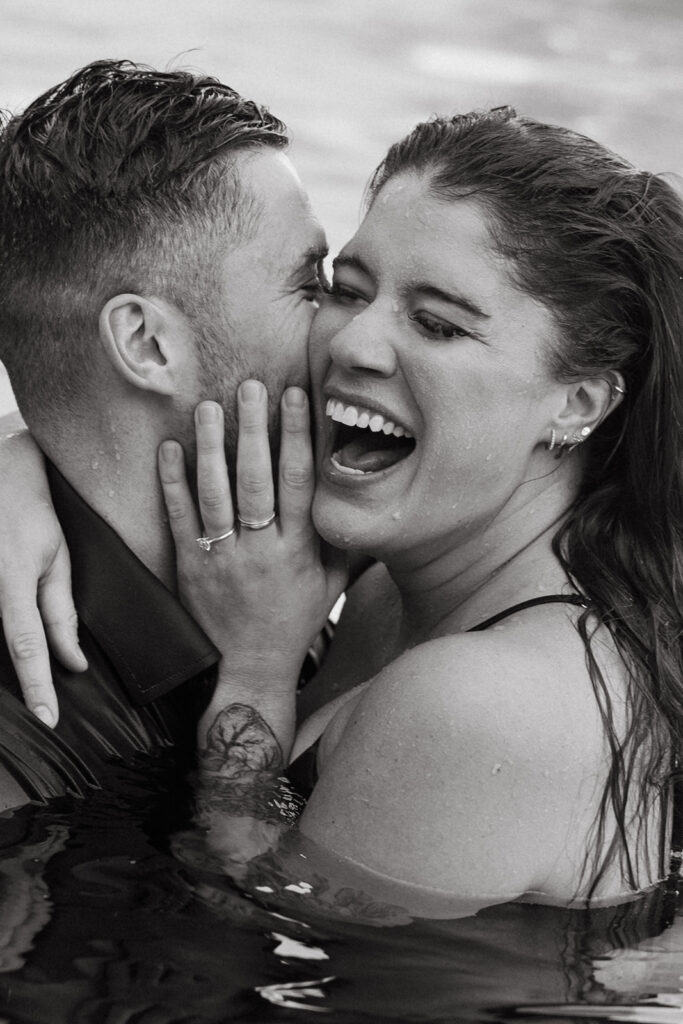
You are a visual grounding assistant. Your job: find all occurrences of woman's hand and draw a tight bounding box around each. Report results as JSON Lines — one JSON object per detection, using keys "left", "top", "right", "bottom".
{"left": 0, "top": 416, "right": 86, "bottom": 726}
{"left": 160, "top": 381, "right": 348, "bottom": 873}
{"left": 158, "top": 381, "right": 349, "bottom": 692}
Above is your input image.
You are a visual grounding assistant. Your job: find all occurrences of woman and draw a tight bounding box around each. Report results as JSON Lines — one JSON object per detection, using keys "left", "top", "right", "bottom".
{"left": 3, "top": 107, "right": 683, "bottom": 908}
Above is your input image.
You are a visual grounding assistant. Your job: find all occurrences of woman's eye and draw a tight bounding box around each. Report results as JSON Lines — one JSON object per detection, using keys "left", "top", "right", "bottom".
{"left": 409, "top": 313, "right": 469, "bottom": 341}
{"left": 325, "top": 282, "right": 366, "bottom": 304}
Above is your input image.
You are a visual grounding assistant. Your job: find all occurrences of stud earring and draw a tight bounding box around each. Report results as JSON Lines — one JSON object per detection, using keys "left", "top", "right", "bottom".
{"left": 567, "top": 426, "right": 591, "bottom": 452}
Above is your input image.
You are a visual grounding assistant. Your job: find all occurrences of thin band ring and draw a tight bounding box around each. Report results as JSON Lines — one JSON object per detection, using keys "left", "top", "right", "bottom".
{"left": 196, "top": 527, "right": 237, "bottom": 551}
{"left": 237, "top": 511, "right": 277, "bottom": 531}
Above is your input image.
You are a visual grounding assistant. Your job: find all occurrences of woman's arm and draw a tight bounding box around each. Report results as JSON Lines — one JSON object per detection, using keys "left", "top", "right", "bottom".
{"left": 0, "top": 413, "right": 86, "bottom": 725}
{"left": 159, "top": 382, "right": 348, "bottom": 874}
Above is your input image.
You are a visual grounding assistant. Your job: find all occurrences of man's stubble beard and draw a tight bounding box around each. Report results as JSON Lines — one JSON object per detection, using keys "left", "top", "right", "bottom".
{"left": 194, "top": 331, "right": 283, "bottom": 499}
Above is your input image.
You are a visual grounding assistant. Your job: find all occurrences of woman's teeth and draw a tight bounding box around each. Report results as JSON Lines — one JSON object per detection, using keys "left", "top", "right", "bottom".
{"left": 325, "top": 399, "right": 412, "bottom": 439}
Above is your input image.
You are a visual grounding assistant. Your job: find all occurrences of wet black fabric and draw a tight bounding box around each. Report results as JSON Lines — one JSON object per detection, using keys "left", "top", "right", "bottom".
{"left": 0, "top": 464, "right": 219, "bottom": 805}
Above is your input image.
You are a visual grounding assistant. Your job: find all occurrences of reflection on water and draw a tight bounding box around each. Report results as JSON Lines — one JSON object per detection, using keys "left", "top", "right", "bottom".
{"left": 0, "top": 755, "right": 680, "bottom": 1024}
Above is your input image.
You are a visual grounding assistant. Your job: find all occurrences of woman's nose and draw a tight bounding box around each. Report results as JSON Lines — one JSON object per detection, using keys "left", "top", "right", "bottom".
{"left": 328, "top": 313, "right": 397, "bottom": 378}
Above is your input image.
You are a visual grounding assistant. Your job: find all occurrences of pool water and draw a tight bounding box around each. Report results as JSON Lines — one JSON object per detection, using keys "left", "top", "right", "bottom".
{"left": 0, "top": 753, "right": 681, "bottom": 1024}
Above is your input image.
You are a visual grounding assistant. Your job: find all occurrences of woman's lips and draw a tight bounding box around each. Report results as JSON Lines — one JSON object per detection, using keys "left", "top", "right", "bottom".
{"left": 325, "top": 398, "right": 416, "bottom": 476}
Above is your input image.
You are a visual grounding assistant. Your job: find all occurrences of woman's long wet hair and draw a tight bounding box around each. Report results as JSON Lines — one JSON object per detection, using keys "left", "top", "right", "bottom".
{"left": 368, "top": 107, "right": 683, "bottom": 897}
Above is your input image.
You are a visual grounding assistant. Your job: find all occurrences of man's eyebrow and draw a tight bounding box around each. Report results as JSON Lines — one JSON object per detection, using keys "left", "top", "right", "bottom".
{"left": 287, "top": 244, "right": 329, "bottom": 282}
{"left": 409, "top": 283, "right": 491, "bottom": 320}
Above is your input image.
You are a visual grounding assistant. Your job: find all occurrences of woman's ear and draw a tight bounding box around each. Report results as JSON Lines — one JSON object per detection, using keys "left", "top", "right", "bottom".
{"left": 98, "top": 294, "right": 187, "bottom": 396}
{"left": 549, "top": 370, "right": 625, "bottom": 449}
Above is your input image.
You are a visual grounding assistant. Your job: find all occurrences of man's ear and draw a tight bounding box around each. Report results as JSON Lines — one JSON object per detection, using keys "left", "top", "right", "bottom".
{"left": 98, "top": 294, "right": 188, "bottom": 396}
{"left": 550, "top": 369, "right": 625, "bottom": 445}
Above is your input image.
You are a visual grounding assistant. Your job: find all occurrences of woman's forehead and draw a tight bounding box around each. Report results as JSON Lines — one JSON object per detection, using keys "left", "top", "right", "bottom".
{"left": 340, "top": 183, "right": 502, "bottom": 290}
{"left": 355, "top": 177, "right": 494, "bottom": 255}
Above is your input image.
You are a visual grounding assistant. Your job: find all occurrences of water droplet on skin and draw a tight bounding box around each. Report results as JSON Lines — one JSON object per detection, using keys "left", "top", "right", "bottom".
{"left": 391, "top": 510, "right": 402, "bottom": 520}
{"left": 90, "top": 459, "right": 99, "bottom": 470}
{"left": 491, "top": 763, "right": 502, "bottom": 775}
{"left": 107, "top": 489, "right": 115, "bottom": 498}
{"left": 485, "top": 453, "right": 492, "bottom": 461}
{"left": 115, "top": 452, "right": 121, "bottom": 461}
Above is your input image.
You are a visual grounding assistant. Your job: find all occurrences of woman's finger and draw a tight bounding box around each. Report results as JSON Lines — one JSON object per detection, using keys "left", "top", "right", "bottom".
{"left": 278, "top": 387, "right": 315, "bottom": 538}
{"left": 236, "top": 381, "right": 275, "bottom": 528}
{"left": 195, "top": 402, "right": 235, "bottom": 539}
{"left": 158, "top": 441, "right": 202, "bottom": 548}
{"left": 0, "top": 579, "right": 58, "bottom": 725}
{"left": 39, "top": 542, "right": 88, "bottom": 674}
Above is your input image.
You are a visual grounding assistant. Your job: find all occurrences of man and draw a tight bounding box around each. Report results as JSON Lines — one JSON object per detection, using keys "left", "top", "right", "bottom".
{"left": 0, "top": 59, "right": 328, "bottom": 808}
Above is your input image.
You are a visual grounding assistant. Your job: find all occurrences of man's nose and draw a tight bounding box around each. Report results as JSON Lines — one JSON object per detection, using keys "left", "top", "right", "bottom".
{"left": 328, "top": 310, "right": 397, "bottom": 378}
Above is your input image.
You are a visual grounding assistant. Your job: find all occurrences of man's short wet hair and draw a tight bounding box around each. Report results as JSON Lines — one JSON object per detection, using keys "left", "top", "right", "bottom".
{"left": 0, "top": 60, "right": 288, "bottom": 420}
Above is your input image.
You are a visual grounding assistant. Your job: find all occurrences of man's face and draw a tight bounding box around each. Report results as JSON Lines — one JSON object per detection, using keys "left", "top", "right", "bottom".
{"left": 194, "top": 149, "right": 328, "bottom": 459}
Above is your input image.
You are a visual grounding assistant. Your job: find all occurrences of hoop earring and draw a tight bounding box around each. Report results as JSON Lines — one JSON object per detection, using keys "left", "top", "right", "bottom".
{"left": 547, "top": 428, "right": 557, "bottom": 452}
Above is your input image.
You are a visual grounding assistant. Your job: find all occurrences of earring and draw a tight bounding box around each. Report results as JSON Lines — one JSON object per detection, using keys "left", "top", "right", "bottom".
{"left": 554, "top": 433, "right": 570, "bottom": 459}
{"left": 566, "top": 426, "right": 591, "bottom": 452}
{"left": 547, "top": 428, "right": 557, "bottom": 452}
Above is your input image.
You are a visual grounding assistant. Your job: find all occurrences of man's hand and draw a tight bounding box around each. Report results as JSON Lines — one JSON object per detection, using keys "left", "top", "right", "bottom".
{"left": 0, "top": 416, "right": 86, "bottom": 725}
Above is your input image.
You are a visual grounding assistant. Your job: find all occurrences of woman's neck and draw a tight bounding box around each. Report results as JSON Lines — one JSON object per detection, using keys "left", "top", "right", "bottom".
{"left": 385, "top": 466, "right": 579, "bottom": 648}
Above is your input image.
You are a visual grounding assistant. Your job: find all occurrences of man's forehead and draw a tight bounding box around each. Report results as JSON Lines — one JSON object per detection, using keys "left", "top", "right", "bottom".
{"left": 236, "top": 148, "right": 327, "bottom": 264}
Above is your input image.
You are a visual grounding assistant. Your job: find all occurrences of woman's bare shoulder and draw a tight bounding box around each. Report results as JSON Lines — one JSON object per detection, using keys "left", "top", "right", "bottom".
{"left": 300, "top": 625, "right": 613, "bottom": 899}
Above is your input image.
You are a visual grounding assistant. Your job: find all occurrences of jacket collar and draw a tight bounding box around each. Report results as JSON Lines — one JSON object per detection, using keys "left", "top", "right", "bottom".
{"left": 47, "top": 462, "right": 219, "bottom": 706}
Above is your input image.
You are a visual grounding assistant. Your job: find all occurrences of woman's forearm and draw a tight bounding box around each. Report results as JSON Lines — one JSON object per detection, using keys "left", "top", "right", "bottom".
{"left": 194, "top": 675, "right": 303, "bottom": 874}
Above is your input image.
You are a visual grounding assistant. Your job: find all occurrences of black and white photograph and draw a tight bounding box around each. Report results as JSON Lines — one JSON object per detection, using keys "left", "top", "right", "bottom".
{"left": 0, "top": 2, "right": 682, "bottom": 1021}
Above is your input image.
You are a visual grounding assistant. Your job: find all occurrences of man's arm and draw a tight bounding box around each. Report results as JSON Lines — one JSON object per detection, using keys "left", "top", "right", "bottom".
{"left": 0, "top": 412, "right": 86, "bottom": 725}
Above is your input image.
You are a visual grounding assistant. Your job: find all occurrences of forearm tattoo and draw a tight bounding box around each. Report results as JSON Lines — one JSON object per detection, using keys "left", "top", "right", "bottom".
{"left": 196, "top": 703, "right": 303, "bottom": 827}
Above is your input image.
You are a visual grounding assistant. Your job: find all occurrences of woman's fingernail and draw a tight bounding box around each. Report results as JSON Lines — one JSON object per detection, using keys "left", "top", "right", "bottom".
{"left": 284, "top": 387, "right": 306, "bottom": 408}
{"left": 160, "top": 441, "right": 180, "bottom": 462}
{"left": 34, "top": 704, "right": 55, "bottom": 728}
{"left": 198, "top": 403, "right": 219, "bottom": 424}
{"left": 240, "top": 380, "right": 263, "bottom": 404}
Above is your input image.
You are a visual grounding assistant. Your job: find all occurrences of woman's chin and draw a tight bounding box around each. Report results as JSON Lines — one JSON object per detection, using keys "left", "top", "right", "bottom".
{"left": 312, "top": 491, "right": 384, "bottom": 554}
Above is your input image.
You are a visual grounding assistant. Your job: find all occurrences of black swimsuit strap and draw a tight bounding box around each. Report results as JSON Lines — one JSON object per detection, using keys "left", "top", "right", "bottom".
{"left": 467, "top": 593, "right": 589, "bottom": 632}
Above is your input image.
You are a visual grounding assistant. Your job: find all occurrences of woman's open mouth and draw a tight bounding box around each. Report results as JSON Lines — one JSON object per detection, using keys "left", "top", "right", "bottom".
{"left": 325, "top": 398, "right": 416, "bottom": 476}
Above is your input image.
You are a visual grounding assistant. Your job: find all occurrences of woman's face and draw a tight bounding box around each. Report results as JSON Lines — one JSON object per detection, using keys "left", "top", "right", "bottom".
{"left": 309, "top": 172, "right": 567, "bottom": 561}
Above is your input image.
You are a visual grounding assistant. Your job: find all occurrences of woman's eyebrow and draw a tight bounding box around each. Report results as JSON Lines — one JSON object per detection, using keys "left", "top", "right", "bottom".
{"left": 332, "top": 253, "right": 372, "bottom": 276}
{"left": 409, "top": 283, "right": 491, "bottom": 320}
